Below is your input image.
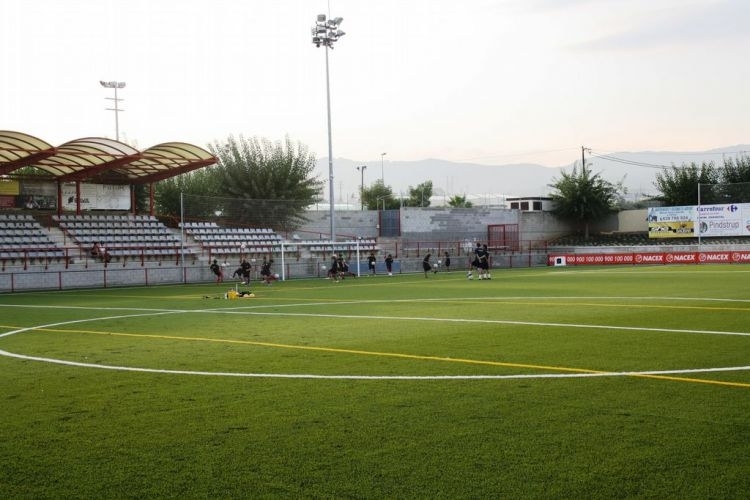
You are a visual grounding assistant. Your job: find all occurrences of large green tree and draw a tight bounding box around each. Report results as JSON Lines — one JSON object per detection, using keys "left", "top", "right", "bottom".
{"left": 154, "top": 167, "right": 221, "bottom": 218}
{"left": 361, "top": 180, "right": 399, "bottom": 210}
{"left": 208, "top": 136, "right": 323, "bottom": 230}
{"left": 549, "top": 165, "right": 623, "bottom": 240}
{"left": 156, "top": 135, "right": 322, "bottom": 230}
{"left": 653, "top": 161, "right": 720, "bottom": 206}
{"left": 448, "top": 194, "right": 473, "bottom": 208}
{"left": 718, "top": 155, "right": 750, "bottom": 203}
{"left": 402, "top": 181, "right": 433, "bottom": 207}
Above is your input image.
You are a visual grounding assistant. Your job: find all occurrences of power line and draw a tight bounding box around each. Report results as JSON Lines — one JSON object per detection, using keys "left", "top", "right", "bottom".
{"left": 591, "top": 152, "right": 672, "bottom": 169}
{"left": 590, "top": 148, "right": 750, "bottom": 170}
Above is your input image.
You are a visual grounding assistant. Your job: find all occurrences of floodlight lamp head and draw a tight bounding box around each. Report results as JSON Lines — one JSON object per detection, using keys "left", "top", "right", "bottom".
{"left": 317, "top": 14, "right": 326, "bottom": 22}
{"left": 336, "top": 29, "right": 345, "bottom": 37}
{"left": 333, "top": 17, "right": 343, "bottom": 25}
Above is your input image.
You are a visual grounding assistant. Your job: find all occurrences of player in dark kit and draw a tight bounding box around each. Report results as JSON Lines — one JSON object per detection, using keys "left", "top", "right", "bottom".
{"left": 422, "top": 253, "right": 436, "bottom": 277}
{"left": 260, "top": 258, "right": 277, "bottom": 285}
{"left": 477, "top": 244, "right": 490, "bottom": 280}
{"left": 239, "top": 258, "right": 252, "bottom": 284}
{"left": 210, "top": 259, "right": 223, "bottom": 283}
{"left": 367, "top": 251, "right": 377, "bottom": 275}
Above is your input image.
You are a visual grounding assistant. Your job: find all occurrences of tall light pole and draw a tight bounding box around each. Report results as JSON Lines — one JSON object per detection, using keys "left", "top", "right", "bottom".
{"left": 356, "top": 165, "right": 367, "bottom": 210}
{"left": 312, "top": 14, "right": 345, "bottom": 242}
{"left": 100, "top": 80, "right": 126, "bottom": 141}
{"left": 380, "top": 152, "right": 387, "bottom": 183}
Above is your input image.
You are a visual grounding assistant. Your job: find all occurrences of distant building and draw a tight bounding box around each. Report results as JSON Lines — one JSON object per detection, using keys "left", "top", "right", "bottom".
{"left": 507, "top": 197, "right": 554, "bottom": 211}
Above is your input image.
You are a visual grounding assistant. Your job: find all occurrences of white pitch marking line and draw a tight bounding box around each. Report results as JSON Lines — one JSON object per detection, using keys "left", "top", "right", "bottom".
{"left": 1, "top": 348, "right": 748, "bottom": 381}
{"left": 1, "top": 299, "right": 749, "bottom": 380}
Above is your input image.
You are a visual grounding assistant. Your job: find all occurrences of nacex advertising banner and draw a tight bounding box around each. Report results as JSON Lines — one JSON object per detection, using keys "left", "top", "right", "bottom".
{"left": 548, "top": 251, "right": 750, "bottom": 266}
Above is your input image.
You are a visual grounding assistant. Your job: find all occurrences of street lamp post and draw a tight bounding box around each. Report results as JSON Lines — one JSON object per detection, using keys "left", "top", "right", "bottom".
{"left": 376, "top": 195, "right": 389, "bottom": 212}
{"left": 312, "top": 14, "right": 345, "bottom": 243}
{"left": 99, "top": 80, "right": 126, "bottom": 141}
{"left": 356, "top": 165, "right": 367, "bottom": 210}
{"left": 380, "top": 152, "right": 387, "bottom": 183}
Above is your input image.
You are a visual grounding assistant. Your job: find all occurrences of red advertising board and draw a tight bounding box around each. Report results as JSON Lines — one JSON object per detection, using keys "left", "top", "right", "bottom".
{"left": 548, "top": 251, "right": 750, "bottom": 266}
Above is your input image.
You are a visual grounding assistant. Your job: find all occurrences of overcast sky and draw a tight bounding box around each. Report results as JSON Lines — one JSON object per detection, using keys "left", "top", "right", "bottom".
{"left": 3, "top": 0, "right": 749, "bottom": 173}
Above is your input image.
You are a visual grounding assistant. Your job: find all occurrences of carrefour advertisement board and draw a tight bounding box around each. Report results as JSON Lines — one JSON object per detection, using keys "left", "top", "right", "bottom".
{"left": 647, "top": 204, "right": 750, "bottom": 238}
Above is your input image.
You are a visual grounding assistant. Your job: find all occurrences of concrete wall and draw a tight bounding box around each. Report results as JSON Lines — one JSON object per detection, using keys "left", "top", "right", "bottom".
{"left": 618, "top": 209, "right": 648, "bottom": 232}
{"left": 298, "top": 207, "right": 569, "bottom": 250}
{"left": 580, "top": 209, "right": 649, "bottom": 234}
{"left": 298, "top": 207, "right": 648, "bottom": 241}
{"left": 398, "top": 207, "right": 519, "bottom": 241}
{"left": 295, "top": 210, "right": 379, "bottom": 240}
{"left": 518, "top": 211, "right": 568, "bottom": 246}
{"left": 0, "top": 261, "right": 213, "bottom": 293}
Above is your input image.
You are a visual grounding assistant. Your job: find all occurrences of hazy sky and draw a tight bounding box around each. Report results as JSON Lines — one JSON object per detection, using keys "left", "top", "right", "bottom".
{"left": 3, "top": 0, "right": 749, "bottom": 171}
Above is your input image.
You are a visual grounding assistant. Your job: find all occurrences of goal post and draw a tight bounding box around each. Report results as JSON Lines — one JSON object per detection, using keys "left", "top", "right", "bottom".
{"left": 279, "top": 239, "right": 372, "bottom": 280}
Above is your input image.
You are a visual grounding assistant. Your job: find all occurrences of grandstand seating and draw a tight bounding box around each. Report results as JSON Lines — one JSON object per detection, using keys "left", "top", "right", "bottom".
{"left": 179, "top": 221, "right": 379, "bottom": 258}
{"left": 295, "top": 239, "right": 378, "bottom": 256}
{"left": 180, "top": 222, "right": 282, "bottom": 256}
{"left": 54, "top": 214, "right": 191, "bottom": 260}
{"left": 0, "top": 213, "right": 65, "bottom": 261}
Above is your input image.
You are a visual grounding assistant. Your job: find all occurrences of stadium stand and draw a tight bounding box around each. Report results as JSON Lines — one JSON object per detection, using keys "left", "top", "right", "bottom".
{"left": 179, "top": 223, "right": 378, "bottom": 259}
{"left": 295, "top": 239, "right": 378, "bottom": 256}
{"left": 0, "top": 213, "right": 65, "bottom": 263}
{"left": 54, "top": 214, "right": 192, "bottom": 261}
{"left": 180, "top": 222, "right": 283, "bottom": 257}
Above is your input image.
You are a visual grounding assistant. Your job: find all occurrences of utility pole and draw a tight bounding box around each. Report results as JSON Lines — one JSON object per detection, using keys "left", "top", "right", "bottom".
{"left": 581, "top": 146, "right": 591, "bottom": 170}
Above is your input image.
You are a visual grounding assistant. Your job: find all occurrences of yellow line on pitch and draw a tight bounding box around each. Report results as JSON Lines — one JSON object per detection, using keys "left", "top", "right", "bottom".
{"left": 31, "top": 326, "right": 605, "bottom": 374}
{"left": 25, "top": 326, "right": 750, "bottom": 387}
{"left": 629, "top": 373, "right": 750, "bottom": 389}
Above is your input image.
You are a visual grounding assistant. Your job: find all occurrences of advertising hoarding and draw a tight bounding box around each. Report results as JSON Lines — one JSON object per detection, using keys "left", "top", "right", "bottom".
{"left": 647, "top": 204, "right": 750, "bottom": 238}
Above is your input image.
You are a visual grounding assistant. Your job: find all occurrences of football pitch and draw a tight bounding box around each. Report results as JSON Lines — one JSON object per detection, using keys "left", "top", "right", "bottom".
{"left": 1, "top": 265, "right": 749, "bottom": 498}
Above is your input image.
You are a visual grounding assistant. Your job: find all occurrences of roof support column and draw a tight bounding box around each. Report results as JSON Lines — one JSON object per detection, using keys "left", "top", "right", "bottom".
{"left": 75, "top": 182, "right": 81, "bottom": 215}
{"left": 56, "top": 180, "right": 63, "bottom": 217}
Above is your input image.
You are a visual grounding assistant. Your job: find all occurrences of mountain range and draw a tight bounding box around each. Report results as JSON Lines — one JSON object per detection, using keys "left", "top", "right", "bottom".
{"left": 316, "top": 145, "right": 750, "bottom": 207}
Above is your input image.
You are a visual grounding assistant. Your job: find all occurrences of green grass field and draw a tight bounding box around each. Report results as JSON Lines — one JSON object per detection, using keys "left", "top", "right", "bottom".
{"left": 1, "top": 265, "right": 749, "bottom": 498}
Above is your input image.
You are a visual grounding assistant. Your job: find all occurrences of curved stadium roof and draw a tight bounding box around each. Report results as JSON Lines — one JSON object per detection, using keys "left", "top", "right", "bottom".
{"left": 0, "top": 130, "right": 216, "bottom": 184}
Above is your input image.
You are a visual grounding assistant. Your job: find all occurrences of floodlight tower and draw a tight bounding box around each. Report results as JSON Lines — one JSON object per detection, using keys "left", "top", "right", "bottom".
{"left": 311, "top": 14, "right": 345, "bottom": 242}
{"left": 100, "top": 80, "right": 126, "bottom": 141}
